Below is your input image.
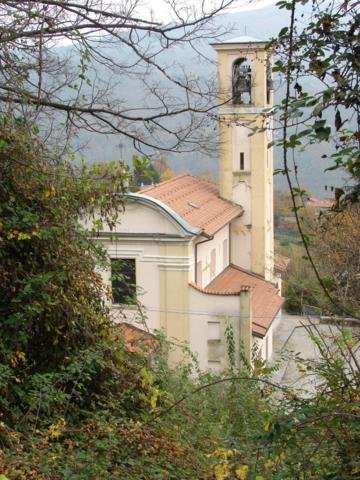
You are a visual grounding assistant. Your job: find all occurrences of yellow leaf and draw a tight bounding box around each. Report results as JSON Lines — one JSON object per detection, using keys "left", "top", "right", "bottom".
{"left": 16, "top": 351, "right": 26, "bottom": 362}
{"left": 255, "top": 476, "right": 266, "bottom": 480}
{"left": 235, "top": 464, "right": 250, "bottom": 480}
{"left": 264, "top": 420, "right": 271, "bottom": 432}
{"left": 214, "top": 462, "right": 230, "bottom": 480}
{"left": 17, "top": 232, "right": 31, "bottom": 240}
{"left": 48, "top": 418, "right": 66, "bottom": 439}
{"left": 212, "top": 447, "right": 235, "bottom": 460}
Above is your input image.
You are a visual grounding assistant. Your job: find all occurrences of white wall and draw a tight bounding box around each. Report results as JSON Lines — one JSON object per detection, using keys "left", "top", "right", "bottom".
{"left": 195, "top": 224, "right": 230, "bottom": 288}
{"left": 84, "top": 200, "right": 183, "bottom": 236}
{"left": 274, "top": 272, "right": 282, "bottom": 295}
{"left": 232, "top": 181, "right": 251, "bottom": 224}
{"left": 92, "top": 198, "right": 279, "bottom": 368}
{"left": 90, "top": 200, "right": 194, "bottom": 332}
{"left": 189, "top": 286, "right": 242, "bottom": 371}
{"left": 230, "top": 218, "right": 251, "bottom": 270}
{"left": 253, "top": 315, "right": 279, "bottom": 363}
{"left": 98, "top": 239, "right": 162, "bottom": 331}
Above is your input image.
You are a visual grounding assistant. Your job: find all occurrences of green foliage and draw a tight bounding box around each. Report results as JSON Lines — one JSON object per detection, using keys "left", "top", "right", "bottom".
{"left": 271, "top": 0, "right": 359, "bottom": 202}
{"left": 311, "top": 205, "right": 360, "bottom": 316}
{"left": 0, "top": 118, "right": 132, "bottom": 424}
{"left": 1, "top": 13, "right": 359, "bottom": 471}
{"left": 276, "top": 196, "right": 360, "bottom": 316}
{"left": 260, "top": 327, "right": 360, "bottom": 480}
{"left": 281, "top": 243, "right": 327, "bottom": 313}
{"left": 131, "top": 155, "right": 160, "bottom": 188}
{"left": 0, "top": 117, "right": 273, "bottom": 480}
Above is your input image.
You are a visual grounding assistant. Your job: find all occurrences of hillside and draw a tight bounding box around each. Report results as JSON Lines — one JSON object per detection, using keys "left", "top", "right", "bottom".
{"left": 70, "top": 5, "right": 345, "bottom": 197}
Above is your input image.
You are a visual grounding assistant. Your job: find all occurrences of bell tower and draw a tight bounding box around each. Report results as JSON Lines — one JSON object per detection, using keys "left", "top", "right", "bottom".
{"left": 212, "top": 37, "right": 274, "bottom": 280}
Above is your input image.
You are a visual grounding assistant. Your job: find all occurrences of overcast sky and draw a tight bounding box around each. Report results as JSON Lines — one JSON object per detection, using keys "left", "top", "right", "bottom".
{"left": 120, "top": 0, "right": 277, "bottom": 23}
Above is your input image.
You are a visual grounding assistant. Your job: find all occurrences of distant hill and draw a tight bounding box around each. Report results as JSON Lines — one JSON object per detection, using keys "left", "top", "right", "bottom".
{"left": 72, "top": 5, "right": 345, "bottom": 197}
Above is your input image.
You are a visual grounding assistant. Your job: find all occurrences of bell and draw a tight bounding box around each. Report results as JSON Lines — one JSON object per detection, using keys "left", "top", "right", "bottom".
{"left": 236, "top": 76, "right": 250, "bottom": 93}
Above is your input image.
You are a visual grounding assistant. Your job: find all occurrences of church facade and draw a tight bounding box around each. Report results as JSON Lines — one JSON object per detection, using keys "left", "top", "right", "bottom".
{"left": 93, "top": 37, "right": 285, "bottom": 370}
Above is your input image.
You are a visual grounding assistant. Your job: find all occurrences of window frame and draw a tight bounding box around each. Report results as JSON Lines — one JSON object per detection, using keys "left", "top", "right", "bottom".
{"left": 110, "top": 258, "right": 137, "bottom": 306}
{"left": 240, "top": 152, "right": 245, "bottom": 170}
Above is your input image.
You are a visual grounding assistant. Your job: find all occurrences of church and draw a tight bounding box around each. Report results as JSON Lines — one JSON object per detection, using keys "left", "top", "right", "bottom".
{"left": 94, "top": 37, "right": 286, "bottom": 370}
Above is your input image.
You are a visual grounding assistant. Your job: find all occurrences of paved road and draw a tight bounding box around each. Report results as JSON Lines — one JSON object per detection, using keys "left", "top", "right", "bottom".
{"left": 271, "top": 314, "right": 360, "bottom": 394}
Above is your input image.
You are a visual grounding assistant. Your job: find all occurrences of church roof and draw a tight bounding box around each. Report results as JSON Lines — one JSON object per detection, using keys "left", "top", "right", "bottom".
{"left": 306, "top": 197, "right": 334, "bottom": 209}
{"left": 140, "top": 174, "right": 243, "bottom": 237}
{"left": 274, "top": 253, "right": 290, "bottom": 273}
{"left": 190, "top": 265, "right": 284, "bottom": 337}
{"left": 220, "top": 35, "right": 265, "bottom": 43}
{"left": 115, "top": 323, "right": 158, "bottom": 354}
{"left": 211, "top": 36, "right": 267, "bottom": 48}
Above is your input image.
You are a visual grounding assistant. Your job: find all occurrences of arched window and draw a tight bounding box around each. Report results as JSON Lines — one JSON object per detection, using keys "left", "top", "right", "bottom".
{"left": 232, "top": 58, "right": 251, "bottom": 104}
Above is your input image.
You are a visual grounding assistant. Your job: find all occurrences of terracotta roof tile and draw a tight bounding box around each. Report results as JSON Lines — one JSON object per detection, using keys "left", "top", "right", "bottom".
{"left": 189, "top": 281, "right": 251, "bottom": 295}
{"left": 192, "top": 265, "right": 284, "bottom": 337}
{"left": 274, "top": 253, "right": 290, "bottom": 273}
{"left": 141, "top": 174, "right": 243, "bottom": 236}
{"left": 307, "top": 197, "right": 334, "bottom": 209}
{"left": 115, "top": 323, "right": 158, "bottom": 354}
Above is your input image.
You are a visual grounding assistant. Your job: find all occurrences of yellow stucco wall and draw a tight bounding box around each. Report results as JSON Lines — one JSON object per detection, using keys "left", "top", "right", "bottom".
{"left": 214, "top": 41, "right": 274, "bottom": 280}
{"left": 160, "top": 242, "right": 191, "bottom": 365}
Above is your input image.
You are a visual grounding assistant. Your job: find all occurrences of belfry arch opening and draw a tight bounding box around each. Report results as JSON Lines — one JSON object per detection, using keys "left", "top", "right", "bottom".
{"left": 232, "top": 58, "right": 251, "bottom": 104}
{"left": 266, "top": 58, "right": 274, "bottom": 104}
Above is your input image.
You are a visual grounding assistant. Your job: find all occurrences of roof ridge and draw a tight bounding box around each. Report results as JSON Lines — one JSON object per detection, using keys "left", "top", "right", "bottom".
{"left": 206, "top": 265, "right": 251, "bottom": 291}
{"left": 144, "top": 174, "right": 219, "bottom": 204}
{"left": 193, "top": 175, "right": 218, "bottom": 188}
{"left": 139, "top": 175, "right": 243, "bottom": 237}
{"left": 142, "top": 173, "right": 218, "bottom": 193}
{"left": 140, "top": 173, "right": 190, "bottom": 193}
{"left": 229, "top": 264, "right": 275, "bottom": 285}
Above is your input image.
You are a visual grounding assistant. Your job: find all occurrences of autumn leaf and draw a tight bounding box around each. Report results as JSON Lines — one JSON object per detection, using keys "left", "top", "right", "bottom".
{"left": 48, "top": 418, "right": 66, "bottom": 439}
{"left": 264, "top": 420, "right": 272, "bottom": 432}
{"left": 235, "top": 464, "right": 250, "bottom": 480}
{"left": 335, "top": 110, "right": 342, "bottom": 131}
{"left": 214, "top": 462, "right": 231, "bottom": 480}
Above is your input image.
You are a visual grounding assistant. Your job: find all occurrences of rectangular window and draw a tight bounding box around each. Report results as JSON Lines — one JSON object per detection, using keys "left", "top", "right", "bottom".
{"left": 208, "top": 361, "right": 221, "bottom": 373}
{"left": 240, "top": 152, "right": 245, "bottom": 170}
{"left": 111, "top": 258, "right": 136, "bottom": 305}
{"left": 210, "top": 248, "right": 216, "bottom": 278}
{"left": 196, "top": 260, "right": 202, "bottom": 286}
{"left": 223, "top": 238, "right": 228, "bottom": 269}
{"left": 207, "top": 321, "right": 221, "bottom": 340}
